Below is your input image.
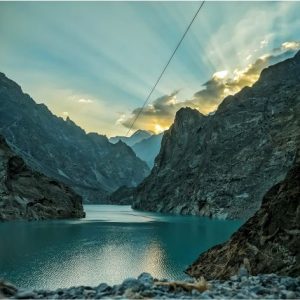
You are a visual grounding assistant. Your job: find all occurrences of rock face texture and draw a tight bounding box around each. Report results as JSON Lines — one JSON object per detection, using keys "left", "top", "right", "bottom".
{"left": 0, "top": 73, "right": 149, "bottom": 203}
{"left": 108, "top": 185, "right": 135, "bottom": 205}
{"left": 186, "top": 155, "right": 300, "bottom": 280}
{"left": 0, "top": 135, "right": 85, "bottom": 221}
{"left": 132, "top": 51, "right": 300, "bottom": 219}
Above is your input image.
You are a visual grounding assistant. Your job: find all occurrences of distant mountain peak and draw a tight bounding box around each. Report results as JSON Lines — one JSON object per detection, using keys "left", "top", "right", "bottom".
{"left": 109, "top": 129, "right": 152, "bottom": 147}
{"left": 174, "top": 107, "right": 206, "bottom": 124}
{"left": 131, "top": 129, "right": 154, "bottom": 137}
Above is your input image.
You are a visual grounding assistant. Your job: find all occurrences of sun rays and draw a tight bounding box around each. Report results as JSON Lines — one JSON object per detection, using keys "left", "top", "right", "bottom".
{"left": 0, "top": 2, "right": 299, "bottom": 136}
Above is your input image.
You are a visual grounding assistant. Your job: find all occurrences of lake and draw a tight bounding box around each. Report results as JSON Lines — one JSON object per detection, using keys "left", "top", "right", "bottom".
{"left": 0, "top": 205, "right": 243, "bottom": 290}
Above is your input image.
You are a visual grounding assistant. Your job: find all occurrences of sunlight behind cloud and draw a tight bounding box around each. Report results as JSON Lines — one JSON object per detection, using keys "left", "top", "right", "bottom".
{"left": 260, "top": 39, "right": 268, "bottom": 48}
{"left": 213, "top": 70, "right": 228, "bottom": 80}
{"left": 78, "top": 98, "right": 94, "bottom": 104}
{"left": 154, "top": 124, "right": 168, "bottom": 134}
{"left": 121, "top": 42, "right": 300, "bottom": 133}
{"left": 281, "top": 41, "right": 300, "bottom": 51}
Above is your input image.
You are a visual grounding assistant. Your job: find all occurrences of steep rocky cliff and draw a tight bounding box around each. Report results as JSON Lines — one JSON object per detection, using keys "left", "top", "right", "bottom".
{"left": 0, "top": 73, "right": 149, "bottom": 203}
{"left": 186, "top": 154, "right": 300, "bottom": 280}
{"left": 132, "top": 51, "right": 300, "bottom": 219}
{"left": 0, "top": 135, "right": 85, "bottom": 221}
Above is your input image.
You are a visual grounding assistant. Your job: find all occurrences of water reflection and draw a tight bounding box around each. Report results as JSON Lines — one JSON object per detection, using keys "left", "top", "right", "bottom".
{"left": 0, "top": 205, "right": 243, "bottom": 289}
{"left": 141, "top": 240, "right": 168, "bottom": 279}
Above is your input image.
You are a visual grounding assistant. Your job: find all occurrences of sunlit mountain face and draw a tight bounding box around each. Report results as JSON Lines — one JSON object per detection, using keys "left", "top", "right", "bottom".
{"left": 0, "top": 1, "right": 299, "bottom": 136}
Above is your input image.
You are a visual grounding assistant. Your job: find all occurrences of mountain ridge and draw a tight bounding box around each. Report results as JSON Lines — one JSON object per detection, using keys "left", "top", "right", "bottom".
{"left": 0, "top": 72, "right": 150, "bottom": 203}
{"left": 109, "top": 129, "right": 153, "bottom": 146}
{"left": 132, "top": 51, "right": 300, "bottom": 219}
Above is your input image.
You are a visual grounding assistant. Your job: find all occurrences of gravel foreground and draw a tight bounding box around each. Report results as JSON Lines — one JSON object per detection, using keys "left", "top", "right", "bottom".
{"left": 1, "top": 272, "right": 300, "bottom": 299}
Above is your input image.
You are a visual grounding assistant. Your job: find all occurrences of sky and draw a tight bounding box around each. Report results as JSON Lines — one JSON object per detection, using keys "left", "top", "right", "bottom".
{"left": 0, "top": 1, "right": 300, "bottom": 137}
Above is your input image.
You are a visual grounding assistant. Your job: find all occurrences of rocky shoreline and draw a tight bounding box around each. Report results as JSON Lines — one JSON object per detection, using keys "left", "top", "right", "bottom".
{"left": 186, "top": 160, "right": 300, "bottom": 280}
{"left": 1, "top": 272, "right": 300, "bottom": 299}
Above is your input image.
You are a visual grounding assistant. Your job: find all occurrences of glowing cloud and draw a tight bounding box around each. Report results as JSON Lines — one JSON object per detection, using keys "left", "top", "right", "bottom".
{"left": 260, "top": 39, "right": 268, "bottom": 48}
{"left": 281, "top": 41, "right": 300, "bottom": 51}
{"left": 121, "top": 42, "right": 300, "bottom": 133}
{"left": 78, "top": 98, "right": 94, "bottom": 104}
{"left": 213, "top": 70, "right": 228, "bottom": 80}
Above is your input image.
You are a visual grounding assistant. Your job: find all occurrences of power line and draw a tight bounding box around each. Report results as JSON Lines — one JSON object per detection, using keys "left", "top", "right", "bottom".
{"left": 126, "top": 1, "right": 205, "bottom": 136}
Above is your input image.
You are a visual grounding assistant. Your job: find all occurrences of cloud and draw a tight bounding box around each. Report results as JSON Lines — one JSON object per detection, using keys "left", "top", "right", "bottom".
{"left": 280, "top": 41, "right": 300, "bottom": 51}
{"left": 78, "top": 98, "right": 94, "bottom": 104}
{"left": 115, "top": 113, "right": 126, "bottom": 126}
{"left": 121, "top": 41, "right": 300, "bottom": 133}
{"left": 121, "top": 91, "right": 181, "bottom": 133}
{"left": 1, "top": 2, "right": 299, "bottom": 137}
{"left": 260, "top": 39, "right": 268, "bottom": 48}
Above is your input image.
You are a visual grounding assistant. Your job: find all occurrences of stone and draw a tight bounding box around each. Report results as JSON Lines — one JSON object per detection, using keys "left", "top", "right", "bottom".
{"left": 191, "top": 289, "right": 202, "bottom": 296}
{"left": 239, "top": 266, "right": 249, "bottom": 278}
{"left": 249, "top": 286, "right": 263, "bottom": 294}
{"left": 82, "top": 288, "right": 96, "bottom": 298}
{"left": 0, "top": 280, "right": 18, "bottom": 297}
{"left": 96, "top": 283, "right": 110, "bottom": 293}
{"left": 95, "top": 291, "right": 111, "bottom": 299}
{"left": 230, "top": 275, "right": 239, "bottom": 281}
{"left": 1, "top": 269, "right": 300, "bottom": 299}
{"left": 137, "top": 272, "right": 154, "bottom": 287}
{"left": 236, "top": 292, "right": 249, "bottom": 299}
{"left": 282, "top": 291, "right": 296, "bottom": 299}
{"left": 15, "top": 290, "right": 37, "bottom": 299}
{"left": 56, "top": 288, "right": 64, "bottom": 295}
{"left": 120, "top": 278, "right": 143, "bottom": 293}
{"left": 140, "top": 289, "right": 155, "bottom": 297}
{"left": 200, "top": 291, "right": 213, "bottom": 299}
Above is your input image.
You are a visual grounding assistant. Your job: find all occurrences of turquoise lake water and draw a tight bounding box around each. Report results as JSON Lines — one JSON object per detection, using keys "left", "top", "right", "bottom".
{"left": 0, "top": 205, "right": 243, "bottom": 289}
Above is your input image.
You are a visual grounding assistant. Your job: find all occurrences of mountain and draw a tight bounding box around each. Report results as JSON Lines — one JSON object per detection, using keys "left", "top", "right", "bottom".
{"left": 132, "top": 51, "right": 300, "bottom": 219}
{"left": 186, "top": 152, "right": 300, "bottom": 279}
{"left": 109, "top": 130, "right": 153, "bottom": 147}
{"left": 0, "top": 135, "right": 85, "bottom": 221}
{"left": 107, "top": 185, "right": 135, "bottom": 205}
{"left": 132, "top": 133, "right": 163, "bottom": 168}
{"left": 110, "top": 130, "right": 163, "bottom": 168}
{"left": 0, "top": 73, "right": 150, "bottom": 203}
{"left": 106, "top": 132, "right": 163, "bottom": 204}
